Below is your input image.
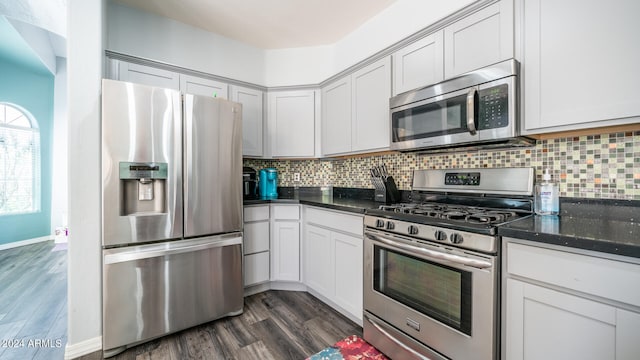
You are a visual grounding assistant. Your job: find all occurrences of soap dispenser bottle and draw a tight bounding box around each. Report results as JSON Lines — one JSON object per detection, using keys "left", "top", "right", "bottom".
{"left": 535, "top": 168, "right": 559, "bottom": 215}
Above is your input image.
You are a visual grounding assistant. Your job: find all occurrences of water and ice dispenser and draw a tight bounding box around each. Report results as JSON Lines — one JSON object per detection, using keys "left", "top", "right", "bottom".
{"left": 119, "top": 162, "right": 168, "bottom": 215}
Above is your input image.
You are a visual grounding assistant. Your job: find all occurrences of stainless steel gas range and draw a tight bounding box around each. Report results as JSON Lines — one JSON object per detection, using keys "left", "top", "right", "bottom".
{"left": 363, "top": 167, "right": 535, "bottom": 360}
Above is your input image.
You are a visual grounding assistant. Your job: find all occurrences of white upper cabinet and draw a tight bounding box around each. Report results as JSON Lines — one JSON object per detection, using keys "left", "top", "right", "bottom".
{"left": 180, "top": 74, "right": 228, "bottom": 99}
{"left": 117, "top": 62, "right": 180, "bottom": 90}
{"left": 444, "top": 1, "right": 514, "bottom": 79}
{"left": 351, "top": 57, "right": 392, "bottom": 153}
{"left": 390, "top": 1, "right": 513, "bottom": 96}
{"left": 321, "top": 76, "right": 352, "bottom": 155}
{"left": 268, "top": 90, "right": 316, "bottom": 158}
{"left": 321, "top": 57, "right": 391, "bottom": 156}
{"left": 231, "top": 86, "right": 264, "bottom": 157}
{"left": 392, "top": 31, "right": 444, "bottom": 95}
{"left": 518, "top": 0, "right": 640, "bottom": 133}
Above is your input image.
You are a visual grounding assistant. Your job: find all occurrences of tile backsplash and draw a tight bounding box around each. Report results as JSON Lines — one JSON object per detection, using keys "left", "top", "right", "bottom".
{"left": 244, "top": 130, "right": 640, "bottom": 200}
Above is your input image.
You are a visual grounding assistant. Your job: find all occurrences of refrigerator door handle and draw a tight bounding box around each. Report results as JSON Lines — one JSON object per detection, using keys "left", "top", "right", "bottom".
{"left": 104, "top": 233, "right": 242, "bottom": 265}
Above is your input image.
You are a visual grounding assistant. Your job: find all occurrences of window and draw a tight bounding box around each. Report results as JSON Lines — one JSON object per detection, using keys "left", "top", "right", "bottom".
{"left": 0, "top": 103, "right": 41, "bottom": 215}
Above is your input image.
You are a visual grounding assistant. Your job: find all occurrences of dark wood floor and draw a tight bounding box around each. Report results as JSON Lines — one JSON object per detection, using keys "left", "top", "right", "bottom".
{"left": 0, "top": 241, "right": 67, "bottom": 360}
{"left": 80, "top": 290, "right": 362, "bottom": 360}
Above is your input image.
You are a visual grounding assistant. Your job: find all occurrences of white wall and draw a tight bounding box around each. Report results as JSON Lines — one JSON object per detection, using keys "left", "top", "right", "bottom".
{"left": 0, "top": 0, "right": 66, "bottom": 37}
{"left": 66, "top": 0, "right": 104, "bottom": 358}
{"left": 265, "top": 0, "right": 476, "bottom": 86}
{"left": 107, "top": 2, "right": 265, "bottom": 85}
{"left": 51, "top": 57, "right": 68, "bottom": 234}
{"left": 107, "top": 0, "right": 476, "bottom": 87}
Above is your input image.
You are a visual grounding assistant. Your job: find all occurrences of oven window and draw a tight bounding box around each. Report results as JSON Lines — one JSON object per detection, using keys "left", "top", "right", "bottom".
{"left": 391, "top": 93, "right": 468, "bottom": 142}
{"left": 373, "top": 245, "right": 472, "bottom": 335}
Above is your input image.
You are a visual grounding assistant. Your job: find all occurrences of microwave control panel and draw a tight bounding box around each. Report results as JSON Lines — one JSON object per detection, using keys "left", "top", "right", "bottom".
{"left": 478, "top": 84, "right": 509, "bottom": 130}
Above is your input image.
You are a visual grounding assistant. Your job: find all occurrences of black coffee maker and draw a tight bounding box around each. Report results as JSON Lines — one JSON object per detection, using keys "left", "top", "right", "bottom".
{"left": 243, "top": 167, "right": 258, "bottom": 199}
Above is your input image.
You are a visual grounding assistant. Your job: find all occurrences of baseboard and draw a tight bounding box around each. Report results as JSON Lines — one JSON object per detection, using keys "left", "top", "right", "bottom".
{"left": 0, "top": 235, "right": 53, "bottom": 251}
{"left": 269, "top": 281, "right": 307, "bottom": 292}
{"left": 306, "top": 288, "right": 363, "bottom": 327}
{"left": 64, "top": 336, "right": 102, "bottom": 360}
{"left": 244, "top": 282, "right": 271, "bottom": 297}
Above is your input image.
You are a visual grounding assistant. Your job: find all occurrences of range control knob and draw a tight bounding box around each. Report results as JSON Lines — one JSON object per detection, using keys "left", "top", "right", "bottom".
{"left": 450, "top": 233, "right": 464, "bottom": 244}
{"left": 375, "top": 219, "right": 385, "bottom": 228}
{"left": 408, "top": 225, "right": 419, "bottom": 235}
{"left": 386, "top": 221, "right": 395, "bottom": 230}
{"left": 434, "top": 230, "right": 447, "bottom": 241}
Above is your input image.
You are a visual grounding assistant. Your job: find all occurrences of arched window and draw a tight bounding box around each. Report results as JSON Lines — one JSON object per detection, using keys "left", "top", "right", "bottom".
{"left": 0, "top": 103, "right": 41, "bottom": 215}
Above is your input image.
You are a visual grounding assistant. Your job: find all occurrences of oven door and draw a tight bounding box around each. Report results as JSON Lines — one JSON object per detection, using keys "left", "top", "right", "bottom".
{"left": 363, "top": 229, "right": 498, "bottom": 360}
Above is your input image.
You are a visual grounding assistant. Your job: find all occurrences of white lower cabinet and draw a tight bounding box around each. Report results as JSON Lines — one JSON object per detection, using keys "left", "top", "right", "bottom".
{"left": 243, "top": 205, "right": 270, "bottom": 287}
{"left": 503, "top": 239, "right": 640, "bottom": 360}
{"left": 244, "top": 252, "right": 270, "bottom": 286}
{"left": 303, "top": 206, "right": 363, "bottom": 323}
{"left": 304, "top": 225, "right": 333, "bottom": 297}
{"left": 332, "top": 232, "right": 363, "bottom": 318}
{"left": 271, "top": 205, "right": 300, "bottom": 282}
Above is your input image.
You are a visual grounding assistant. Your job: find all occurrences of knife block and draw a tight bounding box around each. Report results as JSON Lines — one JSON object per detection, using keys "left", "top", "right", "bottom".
{"left": 373, "top": 176, "right": 400, "bottom": 204}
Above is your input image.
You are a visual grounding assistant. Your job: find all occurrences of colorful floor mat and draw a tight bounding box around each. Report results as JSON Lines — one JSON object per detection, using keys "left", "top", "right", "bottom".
{"left": 306, "top": 335, "right": 389, "bottom": 360}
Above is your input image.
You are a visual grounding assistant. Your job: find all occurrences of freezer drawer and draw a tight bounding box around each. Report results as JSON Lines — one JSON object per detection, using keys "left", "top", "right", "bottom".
{"left": 102, "top": 234, "right": 243, "bottom": 355}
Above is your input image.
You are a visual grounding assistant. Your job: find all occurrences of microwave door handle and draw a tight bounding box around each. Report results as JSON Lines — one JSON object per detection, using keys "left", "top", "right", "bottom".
{"left": 466, "top": 88, "right": 478, "bottom": 135}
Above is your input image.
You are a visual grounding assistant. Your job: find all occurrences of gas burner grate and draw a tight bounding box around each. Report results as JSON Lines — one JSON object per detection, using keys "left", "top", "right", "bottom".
{"left": 378, "top": 202, "right": 520, "bottom": 225}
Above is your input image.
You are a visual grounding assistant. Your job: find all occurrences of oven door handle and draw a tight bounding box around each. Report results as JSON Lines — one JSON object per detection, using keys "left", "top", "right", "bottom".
{"left": 366, "top": 232, "right": 492, "bottom": 269}
{"left": 365, "top": 315, "right": 432, "bottom": 360}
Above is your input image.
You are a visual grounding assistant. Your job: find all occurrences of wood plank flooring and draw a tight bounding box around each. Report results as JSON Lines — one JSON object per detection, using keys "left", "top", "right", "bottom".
{"left": 0, "top": 241, "right": 67, "bottom": 360}
{"left": 82, "top": 290, "right": 363, "bottom": 360}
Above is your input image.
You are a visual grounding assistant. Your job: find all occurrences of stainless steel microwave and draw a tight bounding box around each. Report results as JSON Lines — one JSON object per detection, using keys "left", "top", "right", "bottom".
{"left": 390, "top": 59, "right": 533, "bottom": 152}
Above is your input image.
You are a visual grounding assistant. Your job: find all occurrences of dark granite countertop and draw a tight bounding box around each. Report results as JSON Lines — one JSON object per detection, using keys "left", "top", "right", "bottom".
{"left": 245, "top": 189, "right": 640, "bottom": 259}
{"left": 499, "top": 198, "right": 640, "bottom": 258}
{"left": 243, "top": 187, "right": 381, "bottom": 214}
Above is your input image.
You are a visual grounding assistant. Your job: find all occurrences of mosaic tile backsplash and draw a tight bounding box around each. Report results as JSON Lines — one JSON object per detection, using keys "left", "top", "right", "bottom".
{"left": 244, "top": 131, "right": 640, "bottom": 200}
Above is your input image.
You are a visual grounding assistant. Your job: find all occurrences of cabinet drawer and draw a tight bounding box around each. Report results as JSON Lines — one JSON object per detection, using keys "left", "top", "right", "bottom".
{"left": 244, "top": 205, "right": 269, "bottom": 222}
{"left": 244, "top": 222, "right": 269, "bottom": 254}
{"left": 244, "top": 252, "right": 269, "bottom": 286}
{"left": 272, "top": 205, "right": 299, "bottom": 220}
{"left": 305, "top": 207, "right": 363, "bottom": 236}
{"left": 506, "top": 242, "right": 640, "bottom": 307}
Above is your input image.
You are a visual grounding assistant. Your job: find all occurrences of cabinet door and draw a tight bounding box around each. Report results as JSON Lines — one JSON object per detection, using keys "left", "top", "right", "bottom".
{"left": 506, "top": 279, "right": 617, "bottom": 360}
{"left": 332, "top": 232, "right": 363, "bottom": 321}
{"left": 392, "top": 31, "right": 444, "bottom": 95}
{"left": 271, "top": 221, "right": 300, "bottom": 281}
{"left": 244, "top": 252, "right": 270, "bottom": 286}
{"left": 351, "top": 57, "right": 391, "bottom": 152}
{"left": 180, "top": 74, "right": 228, "bottom": 99}
{"left": 519, "top": 0, "right": 640, "bottom": 132}
{"left": 231, "top": 86, "right": 264, "bottom": 157}
{"left": 304, "top": 225, "right": 333, "bottom": 298}
{"left": 244, "top": 221, "right": 269, "bottom": 254}
{"left": 616, "top": 309, "right": 640, "bottom": 360}
{"left": 118, "top": 62, "right": 180, "bottom": 90}
{"left": 321, "top": 76, "right": 352, "bottom": 156}
{"left": 444, "top": 1, "right": 513, "bottom": 78}
{"left": 268, "top": 91, "right": 316, "bottom": 158}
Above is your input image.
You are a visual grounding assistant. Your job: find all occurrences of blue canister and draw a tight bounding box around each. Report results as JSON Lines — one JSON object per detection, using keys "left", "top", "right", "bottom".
{"left": 259, "top": 168, "right": 278, "bottom": 198}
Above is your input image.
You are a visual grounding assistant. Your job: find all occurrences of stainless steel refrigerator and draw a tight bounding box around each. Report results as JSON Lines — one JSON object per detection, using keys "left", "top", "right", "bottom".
{"left": 101, "top": 79, "right": 243, "bottom": 357}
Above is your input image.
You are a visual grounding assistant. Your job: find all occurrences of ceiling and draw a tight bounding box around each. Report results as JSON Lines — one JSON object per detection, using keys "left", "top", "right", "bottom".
{"left": 0, "top": 16, "right": 50, "bottom": 74}
{"left": 113, "top": 0, "right": 397, "bottom": 49}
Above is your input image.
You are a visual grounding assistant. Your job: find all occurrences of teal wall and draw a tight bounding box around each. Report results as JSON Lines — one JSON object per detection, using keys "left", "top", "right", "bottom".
{"left": 0, "top": 57, "right": 54, "bottom": 245}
